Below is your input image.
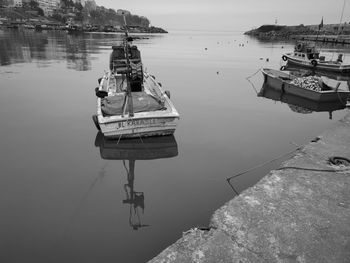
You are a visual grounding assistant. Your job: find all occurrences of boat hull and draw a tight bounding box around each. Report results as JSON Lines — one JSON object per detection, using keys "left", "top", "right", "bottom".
{"left": 262, "top": 68, "right": 350, "bottom": 102}
{"left": 95, "top": 72, "right": 180, "bottom": 139}
{"left": 259, "top": 83, "right": 346, "bottom": 113}
{"left": 99, "top": 116, "right": 178, "bottom": 138}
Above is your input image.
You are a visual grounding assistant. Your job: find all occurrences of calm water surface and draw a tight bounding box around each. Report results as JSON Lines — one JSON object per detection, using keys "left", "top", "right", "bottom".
{"left": 0, "top": 29, "right": 349, "bottom": 263}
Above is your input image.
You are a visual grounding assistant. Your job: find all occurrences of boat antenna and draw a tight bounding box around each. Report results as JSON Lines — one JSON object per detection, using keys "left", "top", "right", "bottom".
{"left": 314, "top": 17, "right": 323, "bottom": 48}
{"left": 337, "top": 0, "right": 346, "bottom": 38}
{"left": 122, "top": 13, "right": 134, "bottom": 117}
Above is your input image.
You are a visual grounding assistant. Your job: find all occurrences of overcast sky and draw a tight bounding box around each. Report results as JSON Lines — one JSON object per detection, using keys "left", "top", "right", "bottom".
{"left": 96, "top": 0, "right": 350, "bottom": 31}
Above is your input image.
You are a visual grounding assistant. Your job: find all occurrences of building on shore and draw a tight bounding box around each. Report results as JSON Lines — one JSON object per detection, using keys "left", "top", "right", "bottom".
{"left": 36, "top": 0, "right": 59, "bottom": 16}
{"left": 5, "top": 0, "right": 23, "bottom": 7}
{"left": 84, "top": 0, "right": 96, "bottom": 11}
{"left": 117, "top": 9, "right": 131, "bottom": 16}
{"left": 73, "top": 0, "right": 85, "bottom": 5}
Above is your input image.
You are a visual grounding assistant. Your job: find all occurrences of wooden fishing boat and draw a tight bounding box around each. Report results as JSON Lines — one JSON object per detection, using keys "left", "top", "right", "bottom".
{"left": 92, "top": 17, "right": 179, "bottom": 139}
{"left": 281, "top": 42, "right": 350, "bottom": 73}
{"left": 262, "top": 68, "right": 350, "bottom": 102}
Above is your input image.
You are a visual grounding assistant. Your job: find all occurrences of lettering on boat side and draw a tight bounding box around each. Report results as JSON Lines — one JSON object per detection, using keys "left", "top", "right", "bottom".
{"left": 112, "top": 118, "right": 174, "bottom": 129}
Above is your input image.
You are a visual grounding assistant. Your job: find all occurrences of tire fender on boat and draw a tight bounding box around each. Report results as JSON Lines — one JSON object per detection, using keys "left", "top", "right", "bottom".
{"left": 281, "top": 83, "right": 285, "bottom": 94}
{"left": 311, "top": 60, "right": 317, "bottom": 67}
{"left": 165, "top": 90, "right": 171, "bottom": 99}
{"left": 95, "top": 89, "right": 108, "bottom": 98}
{"left": 280, "top": 65, "right": 286, "bottom": 71}
{"left": 282, "top": 55, "right": 287, "bottom": 61}
{"left": 296, "top": 43, "right": 303, "bottom": 52}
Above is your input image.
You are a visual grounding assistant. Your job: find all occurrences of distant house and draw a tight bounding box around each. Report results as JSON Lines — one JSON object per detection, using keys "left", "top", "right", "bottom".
{"left": 72, "top": 0, "right": 85, "bottom": 6}
{"left": 84, "top": 0, "right": 96, "bottom": 11}
{"left": 6, "top": 0, "right": 23, "bottom": 7}
{"left": 36, "top": 0, "right": 60, "bottom": 16}
{"left": 117, "top": 9, "right": 131, "bottom": 16}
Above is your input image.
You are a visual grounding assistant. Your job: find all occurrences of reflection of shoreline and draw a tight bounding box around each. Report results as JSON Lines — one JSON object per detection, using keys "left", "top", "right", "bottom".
{"left": 95, "top": 133, "right": 178, "bottom": 230}
{"left": 0, "top": 29, "right": 164, "bottom": 70}
{"left": 0, "top": 30, "right": 93, "bottom": 71}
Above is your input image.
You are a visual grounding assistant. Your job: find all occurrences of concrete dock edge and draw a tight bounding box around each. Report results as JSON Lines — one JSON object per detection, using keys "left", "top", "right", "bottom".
{"left": 148, "top": 112, "right": 350, "bottom": 263}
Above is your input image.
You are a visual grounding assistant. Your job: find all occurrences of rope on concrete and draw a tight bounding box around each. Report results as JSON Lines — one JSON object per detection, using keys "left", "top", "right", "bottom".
{"left": 276, "top": 166, "right": 350, "bottom": 173}
{"left": 227, "top": 142, "right": 350, "bottom": 193}
{"left": 227, "top": 146, "right": 300, "bottom": 182}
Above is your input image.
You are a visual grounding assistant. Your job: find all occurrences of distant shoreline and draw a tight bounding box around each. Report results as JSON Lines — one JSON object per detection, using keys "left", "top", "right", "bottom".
{"left": 244, "top": 24, "right": 350, "bottom": 40}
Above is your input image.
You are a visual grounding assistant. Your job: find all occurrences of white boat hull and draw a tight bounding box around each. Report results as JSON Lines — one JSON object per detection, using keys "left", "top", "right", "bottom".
{"left": 99, "top": 116, "right": 178, "bottom": 138}
{"left": 283, "top": 53, "right": 350, "bottom": 73}
{"left": 95, "top": 71, "right": 180, "bottom": 139}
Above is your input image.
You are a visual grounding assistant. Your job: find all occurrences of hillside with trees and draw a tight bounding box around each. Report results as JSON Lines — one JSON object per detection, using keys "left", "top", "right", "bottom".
{"left": 0, "top": 0, "right": 167, "bottom": 33}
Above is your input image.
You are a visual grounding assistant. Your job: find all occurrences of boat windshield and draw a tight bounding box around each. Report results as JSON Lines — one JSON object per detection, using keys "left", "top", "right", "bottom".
{"left": 308, "top": 53, "right": 319, "bottom": 60}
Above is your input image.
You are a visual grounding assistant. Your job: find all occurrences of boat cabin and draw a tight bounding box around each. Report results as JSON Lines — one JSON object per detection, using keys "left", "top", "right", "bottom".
{"left": 109, "top": 45, "right": 143, "bottom": 92}
{"left": 293, "top": 42, "right": 320, "bottom": 61}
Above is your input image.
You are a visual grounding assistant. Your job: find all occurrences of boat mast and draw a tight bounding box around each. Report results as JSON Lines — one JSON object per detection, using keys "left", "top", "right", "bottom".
{"left": 122, "top": 14, "right": 134, "bottom": 117}
{"left": 336, "top": 0, "right": 346, "bottom": 40}
{"left": 314, "top": 17, "right": 322, "bottom": 48}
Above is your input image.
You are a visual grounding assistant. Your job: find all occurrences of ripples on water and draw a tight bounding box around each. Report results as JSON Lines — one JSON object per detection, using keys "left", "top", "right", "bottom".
{"left": 0, "top": 28, "right": 349, "bottom": 263}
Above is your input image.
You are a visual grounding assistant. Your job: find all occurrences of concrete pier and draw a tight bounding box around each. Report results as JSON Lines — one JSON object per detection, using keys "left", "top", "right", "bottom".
{"left": 149, "top": 112, "right": 350, "bottom": 263}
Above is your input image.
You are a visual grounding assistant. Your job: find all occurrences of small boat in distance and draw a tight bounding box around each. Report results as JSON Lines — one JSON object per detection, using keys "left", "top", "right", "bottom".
{"left": 281, "top": 42, "right": 350, "bottom": 74}
{"left": 262, "top": 68, "right": 350, "bottom": 102}
{"left": 92, "top": 16, "right": 179, "bottom": 139}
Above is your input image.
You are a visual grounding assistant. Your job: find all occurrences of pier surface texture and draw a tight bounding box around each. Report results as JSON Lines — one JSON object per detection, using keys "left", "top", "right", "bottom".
{"left": 149, "top": 112, "right": 350, "bottom": 263}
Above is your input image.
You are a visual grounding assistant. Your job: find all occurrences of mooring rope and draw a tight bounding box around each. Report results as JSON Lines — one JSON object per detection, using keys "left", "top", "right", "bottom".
{"left": 227, "top": 142, "right": 350, "bottom": 195}
{"left": 246, "top": 68, "right": 262, "bottom": 94}
{"left": 227, "top": 146, "right": 300, "bottom": 182}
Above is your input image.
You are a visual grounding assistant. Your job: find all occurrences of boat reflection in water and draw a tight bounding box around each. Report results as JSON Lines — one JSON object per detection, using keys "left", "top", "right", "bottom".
{"left": 94, "top": 133, "right": 178, "bottom": 230}
{"left": 258, "top": 82, "right": 347, "bottom": 119}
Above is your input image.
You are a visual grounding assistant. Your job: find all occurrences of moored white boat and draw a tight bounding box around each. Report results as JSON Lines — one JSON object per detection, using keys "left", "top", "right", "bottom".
{"left": 282, "top": 42, "right": 350, "bottom": 73}
{"left": 94, "top": 70, "right": 179, "bottom": 138}
{"left": 93, "top": 17, "right": 179, "bottom": 139}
